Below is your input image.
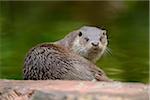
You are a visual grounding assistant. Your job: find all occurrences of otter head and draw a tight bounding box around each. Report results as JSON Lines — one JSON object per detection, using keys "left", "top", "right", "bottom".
{"left": 71, "top": 26, "right": 108, "bottom": 63}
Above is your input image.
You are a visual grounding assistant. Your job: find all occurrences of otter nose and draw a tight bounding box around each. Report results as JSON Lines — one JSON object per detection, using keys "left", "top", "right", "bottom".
{"left": 91, "top": 42, "right": 99, "bottom": 46}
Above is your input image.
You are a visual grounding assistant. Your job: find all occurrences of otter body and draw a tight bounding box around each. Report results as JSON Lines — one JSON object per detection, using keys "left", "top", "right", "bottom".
{"left": 23, "top": 26, "right": 110, "bottom": 81}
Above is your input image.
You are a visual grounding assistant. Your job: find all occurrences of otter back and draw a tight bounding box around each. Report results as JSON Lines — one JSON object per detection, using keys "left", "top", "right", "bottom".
{"left": 23, "top": 43, "right": 110, "bottom": 81}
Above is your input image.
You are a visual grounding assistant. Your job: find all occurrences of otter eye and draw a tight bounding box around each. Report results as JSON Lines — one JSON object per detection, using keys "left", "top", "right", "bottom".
{"left": 102, "top": 30, "right": 106, "bottom": 35}
{"left": 84, "top": 37, "right": 89, "bottom": 42}
{"left": 79, "top": 32, "right": 82, "bottom": 37}
{"left": 103, "top": 32, "right": 106, "bottom": 35}
{"left": 99, "top": 37, "right": 102, "bottom": 42}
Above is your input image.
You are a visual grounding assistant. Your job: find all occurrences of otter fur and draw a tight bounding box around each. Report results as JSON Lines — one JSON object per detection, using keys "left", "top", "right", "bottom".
{"left": 23, "top": 26, "right": 111, "bottom": 81}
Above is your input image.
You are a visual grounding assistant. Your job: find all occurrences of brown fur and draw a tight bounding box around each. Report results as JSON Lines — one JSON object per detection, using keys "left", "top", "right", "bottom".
{"left": 23, "top": 26, "right": 111, "bottom": 81}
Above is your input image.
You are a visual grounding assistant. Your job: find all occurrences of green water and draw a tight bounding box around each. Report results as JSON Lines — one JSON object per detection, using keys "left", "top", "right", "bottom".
{"left": 0, "top": 1, "right": 149, "bottom": 83}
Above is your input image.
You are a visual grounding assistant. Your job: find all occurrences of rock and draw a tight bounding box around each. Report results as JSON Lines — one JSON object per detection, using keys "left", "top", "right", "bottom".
{"left": 0, "top": 80, "right": 149, "bottom": 100}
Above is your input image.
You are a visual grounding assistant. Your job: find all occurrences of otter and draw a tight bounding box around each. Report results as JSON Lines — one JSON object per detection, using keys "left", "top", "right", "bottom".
{"left": 23, "top": 26, "right": 111, "bottom": 81}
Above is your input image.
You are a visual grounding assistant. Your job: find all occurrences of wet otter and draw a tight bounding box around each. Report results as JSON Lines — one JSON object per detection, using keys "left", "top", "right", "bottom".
{"left": 23, "top": 26, "right": 110, "bottom": 81}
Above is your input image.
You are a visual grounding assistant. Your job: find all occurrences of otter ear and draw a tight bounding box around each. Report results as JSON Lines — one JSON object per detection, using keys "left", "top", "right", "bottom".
{"left": 102, "top": 30, "right": 107, "bottom": 35}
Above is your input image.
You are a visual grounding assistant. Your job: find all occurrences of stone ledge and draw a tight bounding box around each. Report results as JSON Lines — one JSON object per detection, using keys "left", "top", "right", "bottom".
{"left": 0, "top": 80, "right": 149, "bottom": 100}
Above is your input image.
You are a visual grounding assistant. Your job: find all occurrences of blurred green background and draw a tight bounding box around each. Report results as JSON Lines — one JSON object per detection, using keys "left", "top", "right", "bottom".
{"left": 0, "top": 1, "right": 149, "bottom": 83}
